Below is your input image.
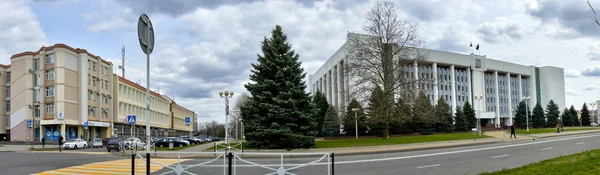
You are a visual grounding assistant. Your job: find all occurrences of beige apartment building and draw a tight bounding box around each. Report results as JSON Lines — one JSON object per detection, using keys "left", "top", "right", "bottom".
{"left": 1, "top": 44, "right": 196, "bottom": 142}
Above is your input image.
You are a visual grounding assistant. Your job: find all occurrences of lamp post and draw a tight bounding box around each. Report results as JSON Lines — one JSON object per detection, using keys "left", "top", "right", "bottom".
{"left": 219, "top": 90, "right": 234, "bottom": 151}
{"left": 474, "top": 96, "right": 483, "bottom": 136}
{"left": 233, "top": 109, "right": 240, "bottom": 141}
{"left": 522, "top": 97, "right": 530, "bottom": 132}
{"left": 351, "top": 108, "right": 359, "bottom": 139}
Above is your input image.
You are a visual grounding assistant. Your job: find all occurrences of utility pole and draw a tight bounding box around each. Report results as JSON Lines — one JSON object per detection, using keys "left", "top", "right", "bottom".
{"left": 120, "top": 46, "right": 125, "bottom": 78}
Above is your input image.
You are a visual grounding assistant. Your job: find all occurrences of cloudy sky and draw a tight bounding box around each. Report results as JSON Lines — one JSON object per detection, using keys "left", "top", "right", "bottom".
{"left": 2, "top": 0, "right": 600, "bottom": 122}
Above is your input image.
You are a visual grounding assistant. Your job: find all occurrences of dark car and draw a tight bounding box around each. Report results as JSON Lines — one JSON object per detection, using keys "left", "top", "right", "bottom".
{"left": 155, "top": 138, "right": 187, "bottom": 148}
{"left": 102, "top": 138, "right": 112, "bottom": 146}
{"left": 105, "top": 138, "right": 122, "bottom": 152}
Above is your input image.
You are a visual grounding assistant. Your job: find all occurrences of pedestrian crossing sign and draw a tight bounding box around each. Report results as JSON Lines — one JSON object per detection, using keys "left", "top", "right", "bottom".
{"left": 127, "top": 115, "right": 136, "bottom": 125}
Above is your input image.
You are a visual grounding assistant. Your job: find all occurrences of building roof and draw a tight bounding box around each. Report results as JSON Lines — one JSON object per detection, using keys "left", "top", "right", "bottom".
{"left": 0, "top": 64, "right": 9, "bottom": 69}
{"left": 10, "top": 43, "right": 113, "bottom": 65}
{"left": 173, "top": 102, "right": 194, "bottom": 114}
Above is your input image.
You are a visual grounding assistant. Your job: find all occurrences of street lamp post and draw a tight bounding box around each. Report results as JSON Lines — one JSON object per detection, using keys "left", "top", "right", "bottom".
{"left": 522, "top": 97, "right": 530, "bottom": 132}
{"left": 351, "top": 108, "right": 359, "bottom": 139}
{"left": 219, "top": 91, "right": 234, "bottom": 152}
{"left": 474, "top": 96, "right": 483, "bottom": 137}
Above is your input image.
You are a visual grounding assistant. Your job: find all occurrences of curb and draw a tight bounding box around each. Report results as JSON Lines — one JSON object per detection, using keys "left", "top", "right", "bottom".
{"left": 331, "top": 140, "right": 501, "bottom": 156}
{"left": 531, "top": 130, "right": 600, "bottom": 139}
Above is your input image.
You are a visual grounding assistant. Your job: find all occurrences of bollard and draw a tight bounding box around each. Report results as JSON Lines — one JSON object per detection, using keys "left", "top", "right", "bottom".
{"left": 146, "top": 153, "right": 151, "bottom": 175}
{"left": 214, "top": 143, "right": 216, "bottom": 156}
{"left": 131, "top": 153, "right": 136, "bottom": 175}
{"left": 241, "top": 142, "right": 243, "bottom": 153}
{"left": 330, "top": 153, "right": 335, "bottom": 175}
{"left": 228, "top": 152, "right": 233, "bottom": 175}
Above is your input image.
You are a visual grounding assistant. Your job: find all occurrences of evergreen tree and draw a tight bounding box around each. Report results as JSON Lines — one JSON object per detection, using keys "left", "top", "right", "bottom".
{"left": 545, "top": 100, "right": 560, "bottom": 128}
{"left": 561, "top": 108, "right": 572, "bottom": 126}
{"left": 242, "top": 25, "right": 315, "bottom": 149}
{"left": 454, "top": 108, "right": 468, "bottom": 131}
{"left": 514, "top": 101, "right": 532, "bottom": 128}
{"left": 323, "top": 104, "right": 340, "bottom": 137}
{"left": 310, "top": 91, "right": 329, "bottom": 136}
{"left": 393, "top": 98, "right": 413, "bottom": 134}
{"left": 463, "top": 101, "right": 476, "bottom": 129}
{"left": 342, "top": 99, "right": 368, "bottom": 136}
{"left": 366, "top": 86, "right": 386, "bottom": 136}
{"left": 581, "top": 103, "right": 591, "bottom": 126}
{"left": 413, "top": 92, "right": 435, "bottom": 134}
{"left": 435, "top": 98, "right": 454, "bottom": 132}
{"left": 569, "top": 105, "right": 579, "bottom": 126}
{"left": 531, "top": 102, "right": 545, "bottom": 128}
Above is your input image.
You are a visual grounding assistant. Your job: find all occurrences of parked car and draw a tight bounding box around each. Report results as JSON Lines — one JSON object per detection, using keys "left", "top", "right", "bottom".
{"left": 105, "top": 138, "right": 122, "bottom": 152}
{"left": 102, "top": 138, "right": 112, "bottom": 146}
{"left": 180, "top": 136, "right": 201, "bottom": 144}
{"left": 154, "top": 138, "right": 187, "bottom": 148}
{"left": 124, "top": 138, "right": 145, "bottom": 149}
{"left": 62, "top": 139, "right": 88, "bottom": 149}
{"left": 91, "top": 138, "right": 103, "bottom": 148}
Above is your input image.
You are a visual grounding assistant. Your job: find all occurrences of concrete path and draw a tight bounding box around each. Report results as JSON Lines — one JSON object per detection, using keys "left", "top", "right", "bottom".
{"left": 0, "top": 144, "right": 59, "bottom": 151}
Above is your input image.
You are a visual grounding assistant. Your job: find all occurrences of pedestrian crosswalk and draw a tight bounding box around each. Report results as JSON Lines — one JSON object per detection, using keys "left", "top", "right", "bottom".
{"left": 34, "top": 158, "right": 190, "bottom": 175}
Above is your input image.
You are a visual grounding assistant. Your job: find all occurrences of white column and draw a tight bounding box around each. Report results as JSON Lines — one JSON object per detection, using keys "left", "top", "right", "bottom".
{"left": 451, "top": 65, "right": 457, "bottom": 116}
{"left": 467, "top": 67, "right": 472, "bottom": 104}
{"left": 333, "top": 66, "right": 338, "bottom": 110}
{"left": 414, "top": 61, "right": 419, "bottom": 90}
{"left": 518, "top": 75, "right": 523, "bottom": 101}
{"left": 494, "top": 71, "right": 500, "bottom": 128}
{"left": 328, "top": 71, "right": 333, "bottom": 103}
{"left": 433, "top": 63, "right": 439, "bottom": 102}
{"left": 338, "top": 62, "right": 345, "bottom": 112}
{"left": 507, "top": 73, "right": 512, "bottom": 126}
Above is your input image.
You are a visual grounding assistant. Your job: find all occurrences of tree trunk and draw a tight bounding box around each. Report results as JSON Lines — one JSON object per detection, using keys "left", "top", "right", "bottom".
{"left": 383, "top": 120, "right": 390, "bottom": 139}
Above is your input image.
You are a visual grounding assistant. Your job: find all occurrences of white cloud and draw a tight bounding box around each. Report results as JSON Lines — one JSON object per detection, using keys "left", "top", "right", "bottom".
{"left": 0, "top": 0, "right": 47, "bottom": 64}
{"left": 565, "top": 69, "right": 580, "bottom": 78}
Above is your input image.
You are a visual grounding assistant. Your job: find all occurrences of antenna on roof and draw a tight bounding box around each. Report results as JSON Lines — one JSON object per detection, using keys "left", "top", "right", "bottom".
{"left": 118, "top": 45, "right": 125, "bottom": 78}
{"left": 157, "top": 85, "right": 160, "bottom": 94}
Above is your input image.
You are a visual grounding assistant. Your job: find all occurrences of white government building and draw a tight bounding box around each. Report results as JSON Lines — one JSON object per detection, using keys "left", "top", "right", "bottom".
{"left": 309, "top": 33, "right": 565, "bottom": 128}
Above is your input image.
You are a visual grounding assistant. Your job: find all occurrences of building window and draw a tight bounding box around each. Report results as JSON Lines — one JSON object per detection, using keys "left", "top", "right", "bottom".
{"left": 34, "top": 74, "right": 40, "bottom": 86}
{"left": 5, "top": 101, "right": 9, "bottom": 112}
{"left": 5, "top": 115, "right": 9, "bottom": 127}
{"left": 45, "top": 54, "right": 54, "bottom": 64}
{"left": 46, "top": 103, "right": 54, "bottom": 114}
{"left": 104, "top": 96, "right": 109, "bottom": 104}
{"left": 104, "top": 80, "right": 108, "bottom": 90}
{"left": 46, "top": 69, "right": 54, "bottom": 80}
{"left": 46, "top": 86, "right": 54, "bottom": 97}
{"left": 5, "top": 86, "right": 9, "bottom": 98}
{"left": 103, "top": 109, "right": 108, "bottom": 118}
{"left": 101, "top": 65, "right": 104, "bottom": 75}
{"left": 92, "top": 62, "right": 96, "bottom": 71}
{"left": 34, "top": 58, "right": 40, "bottom": 71}
{"left": 34, "top": 89, "right": 40, "bottom": 102}
{"left": 34, "top": 105, "right": 40, "bottom": 118}
{"left": 92, "top": 76, "right": 96, "bottom": 86}
{"left": 6, "top": 72, "right": 10, "bottom": 83}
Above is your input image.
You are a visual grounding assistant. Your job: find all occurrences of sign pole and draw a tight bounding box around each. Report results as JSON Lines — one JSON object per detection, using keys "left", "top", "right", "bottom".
{"left": 138, "top": 14, "right": 154, "bottom": 175}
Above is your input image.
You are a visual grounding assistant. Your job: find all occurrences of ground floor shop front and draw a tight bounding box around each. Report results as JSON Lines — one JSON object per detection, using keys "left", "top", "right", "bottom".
{"left": 39, "top": 121, "right": 111, "bottom": 141}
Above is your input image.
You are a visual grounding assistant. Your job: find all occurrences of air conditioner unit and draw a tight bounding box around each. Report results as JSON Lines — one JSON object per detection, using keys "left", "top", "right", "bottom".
{"left": 28, "top": 69, "right": 33, "bottom": 73}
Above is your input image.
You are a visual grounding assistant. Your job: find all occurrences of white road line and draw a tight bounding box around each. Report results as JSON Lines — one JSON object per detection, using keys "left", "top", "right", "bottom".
{"left": 542, "top": 147, "right": 553, "bottom": 150}
{"left": 576, "top": 142, "right": 585, "bottom": 145}
{"left": 490, "top": 154, "right": 507, "bottom": 159}
{"left": 417, "top": 164, "right": 440, "bottom": 169}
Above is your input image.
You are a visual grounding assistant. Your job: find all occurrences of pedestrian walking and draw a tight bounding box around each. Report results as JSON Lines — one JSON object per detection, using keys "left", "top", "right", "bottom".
{"left": 41, "top": 137, "right": 45, "bottom": 148}
{"left": 58, "top": 136, "right": 64, "bottom": 152}
{"left": 556, "top": 123, "right": 560, "bottom": 133}
{"left": 510, "top": 125, "right": 517, "bottom": 139}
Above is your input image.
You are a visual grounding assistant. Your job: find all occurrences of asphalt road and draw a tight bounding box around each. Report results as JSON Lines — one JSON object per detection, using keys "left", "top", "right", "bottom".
{"left": 0, "top": 151, "right": 121, "bottom": 174}
{"left": 151, "top": 133, "right": 600, "bottom": 175}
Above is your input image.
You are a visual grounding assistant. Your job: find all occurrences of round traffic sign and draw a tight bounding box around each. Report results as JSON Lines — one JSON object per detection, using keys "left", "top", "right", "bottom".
{"left": 137, "top": 14, "right": 154, "bottom": 55}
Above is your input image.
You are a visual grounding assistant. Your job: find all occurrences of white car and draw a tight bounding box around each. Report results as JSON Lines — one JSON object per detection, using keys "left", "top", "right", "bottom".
{"left": 124, "top": 138, "right": 145, "bottom": 149}
{"left": 63, "top": 139, "right": 88, "bottom": 149}
{"left": 91, "top": 138, "right": 103, "bottom": 148}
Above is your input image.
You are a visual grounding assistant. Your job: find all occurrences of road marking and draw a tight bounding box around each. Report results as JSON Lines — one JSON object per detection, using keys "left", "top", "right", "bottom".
{"left": 33, "top": 159, "right": 188, "bottom": 175}
{"left": 542, "top": 147, "right": 553, "bottom": 150}
{"left": 417, "top": 164, "right": 440, "bottom": 169}
{"left": 576, "top": 142, "right": 585, "bottom": 145}
{"left": 490, "top": 154, "right": 507, "bottom": 159}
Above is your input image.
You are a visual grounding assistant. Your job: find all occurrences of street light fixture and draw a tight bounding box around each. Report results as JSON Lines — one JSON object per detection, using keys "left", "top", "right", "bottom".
{"left": 219, "top": 90, "right": 234, "bottom": 152}
{"left": 522, "top": 97, "right": 530, "bottom": 132}
{"left": 474, "top": 96, "right": 483, "bottom": 137}
{"left": 351, "top": 108, "right": 359, "bottom": 139}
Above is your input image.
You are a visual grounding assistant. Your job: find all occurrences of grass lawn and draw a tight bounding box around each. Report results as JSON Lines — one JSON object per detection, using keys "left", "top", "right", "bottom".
{"left": 154, "top": 143, "right": 203, "bottom": 151}
{"left": 29, "top": 147, "right": 60, "bottom": 151}
{"left": 515, "top": 127, "right": 600, "bottom": 135}
{"left": 316, "top": 132, "right": 489, "bottom": 148}
{"left": 480, "top": 148, "right": 600, "bottom": 175}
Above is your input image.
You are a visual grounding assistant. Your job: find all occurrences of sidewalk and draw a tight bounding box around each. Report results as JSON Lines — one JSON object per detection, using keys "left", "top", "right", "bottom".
{"left": 0, "top": 144, "right": 59, "bottom": 152}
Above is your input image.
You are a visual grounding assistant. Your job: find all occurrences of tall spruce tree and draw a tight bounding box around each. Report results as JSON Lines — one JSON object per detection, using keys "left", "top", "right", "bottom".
{"left": 393, "top": 98, "right": 413, "bottom": 134}
{"left": 463, "top": 101, "right": 476, "bottom": 129}
{"left": 343, "top": 98, "right": 368, "bottom": 136}
{"left": 531, "top": 102, "right": 545, "bottom": 128}
{"left": 435, "top": 98, "right": 454, "bottom": 132}
{"left": 569, "top": 105, "right": 579, "bottom": 126}
{"left": 545, "top": 100, "right": 560, "bottom": 127}
{"left": 413, "top": 92, "right": 435, "bottom": 134}
{"left": 323, "top": 104, "right": 340, "bottom": 137}
{"left": 581, "top": 103, "right": 591, "bottom": 126}
{"left": 561, "top": 108, "right": 572, "bottom": 126}
{"left": 310, "top": 91, "right": 329, "bottom": 136}
{"left": 454, "top": 108, "right": 468, "bottom": 131}
{"left": 514, "top": 101, "right": 532, "bottom": 128}
{"left": 366, "top": 86, "right": 386, "bottom": 136}
{"left": 242, "top": 25, "right": 314, "bottom": 149}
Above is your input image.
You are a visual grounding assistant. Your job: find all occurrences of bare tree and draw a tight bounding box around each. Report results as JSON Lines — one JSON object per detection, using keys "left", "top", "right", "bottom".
{"left": 348, "top": 0, "right": 427, "bottom": 139}
{"left": 232, "top": 92, "right": 249, "bottom": 139}
{"left": 588, "top": 0, "right": 600, "bottom": 26}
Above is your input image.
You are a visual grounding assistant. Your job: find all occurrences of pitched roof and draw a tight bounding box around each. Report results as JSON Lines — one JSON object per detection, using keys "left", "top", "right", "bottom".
{"left": 11, "top": 43, "right": 112, "bottom": 65}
